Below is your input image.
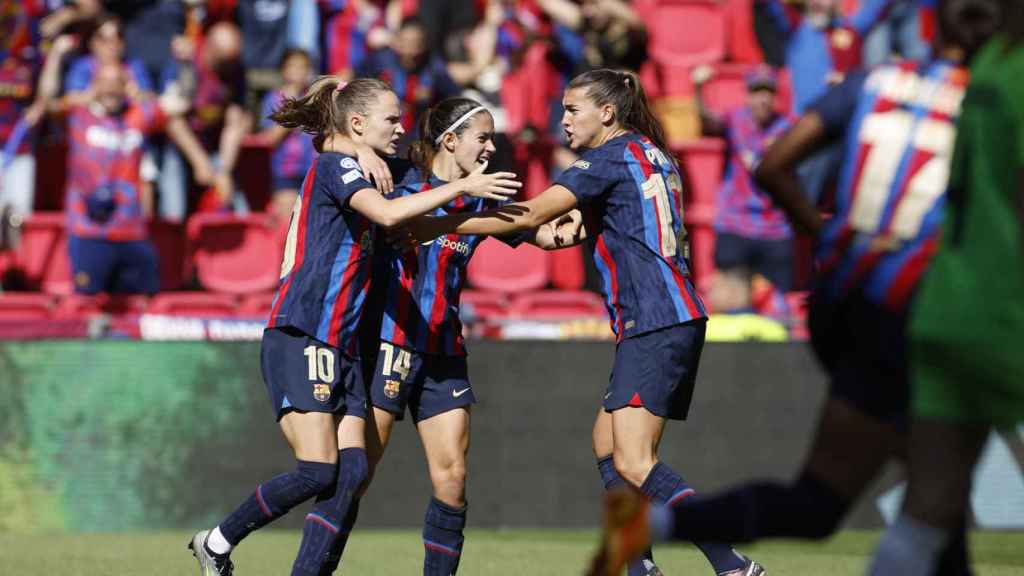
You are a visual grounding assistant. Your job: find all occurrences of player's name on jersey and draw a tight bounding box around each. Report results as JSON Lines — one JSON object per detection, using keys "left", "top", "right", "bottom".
{"left": 866, "top": 67, "right": 965, "bottom": 118}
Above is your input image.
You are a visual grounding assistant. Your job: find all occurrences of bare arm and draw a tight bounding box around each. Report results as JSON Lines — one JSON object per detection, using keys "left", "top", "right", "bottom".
{"left": 528, "top": 209, "right": 588, "bottom": 250}
{"left": 692, "top": 66, "right": 726, "bottom": 137}
{"left": 217, "top": 104, "right": 251, "bottom": 176}
{"left": 166, "top": 115, "right": 215, "bottom": 186}
{"left": 537, "top": 0, "right": 584, "bottom": 29}
{"left": 753, "top": 113, "right": 828, "bottom": 236}
{"left": 34, "top": 35, "right": 77, "bottom": 111}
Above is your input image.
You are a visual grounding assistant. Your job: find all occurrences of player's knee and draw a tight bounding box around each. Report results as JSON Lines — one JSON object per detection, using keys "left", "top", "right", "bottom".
{"left": 430, "top": 457, "right": 468, "bottom": 494}
{"left": 612, "top": 452, "right": 655, "bottom": 488}
{"left": 296, "top": 459, "right": 339, "bottom": 497}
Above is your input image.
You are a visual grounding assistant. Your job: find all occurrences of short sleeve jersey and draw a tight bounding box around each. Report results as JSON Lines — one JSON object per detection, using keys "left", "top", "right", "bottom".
{"left": 65, "top": 100, "right": 165, "bottom": 241}
{"left": 64, "top": 56, "right": 154, "bottom": 94}
{"left": 716, "top": 107, "right": 795, "bottom": 240}
{"left": 810, "top": 59, "right": 968, "bottom": 312}
{"left": 375, "top": 167, "right": 516, "bottom": 356}
{"left": 0, "top": 0, "right": 46, "bottom": 155}
{"left": 267, "top": 152, "right": 377, "bottom": 355}
{"left": 554, "top": 133, "right": 706, "bottom": 340}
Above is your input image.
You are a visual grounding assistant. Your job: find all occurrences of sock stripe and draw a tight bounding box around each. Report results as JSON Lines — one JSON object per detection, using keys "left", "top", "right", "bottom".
{"left": 255, "top": 485, "right": 273, "bottom": 518}
{"left": 666, "top": 487, "right": 696, "bottom": 508}
{"left": 423, "top": 539, "right": 461, "bottom": 557}
{"left": 306, "top": 512, "right": 340, "bottom": 534}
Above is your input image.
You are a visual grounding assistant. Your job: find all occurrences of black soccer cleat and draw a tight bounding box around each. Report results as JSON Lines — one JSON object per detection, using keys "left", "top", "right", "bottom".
{"left": 188, "top": 530, "right": 235, "bottom": 576}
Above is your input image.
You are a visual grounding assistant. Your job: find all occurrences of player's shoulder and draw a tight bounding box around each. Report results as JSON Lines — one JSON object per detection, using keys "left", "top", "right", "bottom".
{"left": 317, "top": 152, "right": 372, "bottom": 188}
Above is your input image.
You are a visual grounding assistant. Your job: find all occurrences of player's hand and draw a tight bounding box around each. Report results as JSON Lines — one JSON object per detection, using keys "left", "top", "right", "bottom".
{"left": 552, "top": 209, "right": 584, "bottom": 247}
{"left": 214, "top": 172, "right": 233, "bottom": 204}
{"left": 355, "top": 144, "right": 393, "bottom": 195}
{"left": 460, "top": 161, "right": 522, "bottom": 201}
{"left": 158, "top": 85, "right": 192, "bottom": 116}
{"left": 50, "top": 34, "right": 78, "bottom": 58}
{"left": 387, "top": 217, "right": 445, "bottom": 251}
{"left": 691, "top": 64, "right": 714, "bottom": 86}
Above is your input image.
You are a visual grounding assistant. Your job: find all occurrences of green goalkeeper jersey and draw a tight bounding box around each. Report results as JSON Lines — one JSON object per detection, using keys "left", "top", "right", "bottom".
{"left": 909, "top": 35, "right": 1024, "bottom": 426}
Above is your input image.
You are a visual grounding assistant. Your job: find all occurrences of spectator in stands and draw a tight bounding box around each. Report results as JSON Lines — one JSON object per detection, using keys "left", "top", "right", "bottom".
{"left": 694, "top": 64, "right": 796, "bottom": 318}
{"left": 863, "top": 0, "right": 929, "bottom": 66}
{"left": 63, "top": 14, "right": 154, "bottom": 103}
{"left": 759, "top": 0, "right": 893, "bottom": 202}
{"left": 0, "top": 0, "right": 48, "bottom": 219}
{"left": 320, "top": 0, "right": 387, "bottom": 79}
{"left": 258, "top": 48, "right": 316, "bottom": 221}
{"left": 576, "top": 0, "right": 648, "bottom": 73}
{"left": 159, "top": 21, "right": 251, "bottom": 221}
{"left": 356, "top": 16, "right": 460, "bottom": 135}
{"left": 35, "top": 37, "right": 208, "bottom": 294}
{"left": 97, "top": 0, "right": 187, "bottom": 90}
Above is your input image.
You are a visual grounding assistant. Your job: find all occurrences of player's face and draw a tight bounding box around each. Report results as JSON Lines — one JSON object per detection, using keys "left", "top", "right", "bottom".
{"left": 359, "top": 90, "right": 405, "bottom": 155}
{"left": 562, "top": 87, "right": 608, "bottom": 151}
{"left": 451, "top": 112, "right": 496, "bottom": 176}
{"left": 747, "top": 88, "right": 775, "bottom": 125}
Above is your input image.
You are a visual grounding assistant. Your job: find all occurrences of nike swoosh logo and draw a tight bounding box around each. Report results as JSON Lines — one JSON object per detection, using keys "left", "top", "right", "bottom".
{"left": 453, "top": 387, "right": 471, "bottom": 398}
{"left": 604, "top": 392, "right": 612, "bottom": 400}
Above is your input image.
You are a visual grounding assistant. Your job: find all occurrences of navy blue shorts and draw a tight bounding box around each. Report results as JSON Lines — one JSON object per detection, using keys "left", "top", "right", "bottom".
{"left": 260, "top": 327, "right": 367, "bottom": 420}
{"left": 369, "top": 341, "right": 475, "bottom": 423}
{"left": 604, "top": 320, "right": 706, "bottom": 420}
{"left": 69, "top": 236, "right": 159, "bottom": 294}
{"left": 808, "top": 293, "right": 909, "bottom": 428}
{"left": 713, "top": 232, "right": 793, "bottom": 292}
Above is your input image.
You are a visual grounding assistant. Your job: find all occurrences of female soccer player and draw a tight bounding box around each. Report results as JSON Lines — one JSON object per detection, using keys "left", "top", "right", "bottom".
{"left": 314, "top": 96, "right": 570, "bottom": 575}
{"left": 399, "top": 70, "right": 761, "bottom": 576}
{"left": 587, "top": 1, "right": 1002, "bottom": 574}
{"left": 187, "top": 77, "right": 521, "bottom": 576}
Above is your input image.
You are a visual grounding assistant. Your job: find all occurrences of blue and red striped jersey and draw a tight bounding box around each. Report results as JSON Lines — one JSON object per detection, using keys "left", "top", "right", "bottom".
{"left": 811, "top": 59, "right": 968, "bottom": 312}
{"left": 716, "top": 107, "right": 795, "bottom": 240}
{"left": 376, "top": 169, "right": 514, "bottom": 356}
{"left": 65, "top": 101, "right": 165, "bottom": 241}
{"left": 554, "top": 133, "right": 707, "bottom": 341}
{"left": 0, "top": 0, "right": 46, "bottom": 155}
{"left": 261, "top": 88, "right": 317, "bottom": 184}
{"left": 268, "top": 152, "right": 377, "bottom": 355}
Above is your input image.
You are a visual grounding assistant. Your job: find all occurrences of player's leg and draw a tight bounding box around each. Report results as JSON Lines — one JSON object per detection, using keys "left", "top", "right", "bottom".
{"left": 418, "top": 407, "right": 471, "bottom": 575}
{"left": 869, "top": 419, "right": 988, "bottom": 576}
{"left": 412, "top": 354, "right": 475, "bottom": 575}
{"left": 611, "top": 406, "right": 750, "bottom": 576}
{"left": 593, "top": 407, "right": 658, "bottom": 576}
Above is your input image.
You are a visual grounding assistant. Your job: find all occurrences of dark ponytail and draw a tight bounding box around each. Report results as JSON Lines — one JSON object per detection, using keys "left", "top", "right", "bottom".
{"left": 567, "top": 69, "right": 668, "bottom": 153}
{"left": 408, "top": 97, "right": 489, "bottom": 177}
{"left": 271, "top": 76, "right": 394, "bottom": 152}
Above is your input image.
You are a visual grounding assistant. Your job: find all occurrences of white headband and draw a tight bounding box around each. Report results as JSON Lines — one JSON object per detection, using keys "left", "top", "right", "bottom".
{"left": 434, "top": 106, "right": 487, "bottom": 145}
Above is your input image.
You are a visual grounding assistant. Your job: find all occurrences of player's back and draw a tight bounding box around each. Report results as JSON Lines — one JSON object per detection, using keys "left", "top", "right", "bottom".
{"left": 268, "top": 152, "right": 377, "bottom": 353}
{"left": 814, "top": 59, "right": 969, "bottom": 312}
{"left": 554, "top": 133, "right": 706, "bottom": 341}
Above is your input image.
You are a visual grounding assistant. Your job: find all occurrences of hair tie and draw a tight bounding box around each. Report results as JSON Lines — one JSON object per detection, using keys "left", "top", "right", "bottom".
{"left": 334, "top": 81, "right": 347, "bottom": 95}
{"left": 434, "top": 106, "right": 487, "bottom": 145}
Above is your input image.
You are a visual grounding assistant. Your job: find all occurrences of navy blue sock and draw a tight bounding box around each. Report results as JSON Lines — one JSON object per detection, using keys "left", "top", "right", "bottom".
{"left": 598, "top": 456, "right": 654, "bottom": 576}
{"left": 668, "top": 473, "right": 849, "bottom": 543}
{"left": 218, "top": 460, "right": 336, "bottom": 547}
{"left": 423, "top": 497, "right": 467, "bottom": 576}
{"left": 292, "top": 448, "right": 369, "bottom": 576}
{"left": 641, "top": 462, "right": 745, "bottom": 575}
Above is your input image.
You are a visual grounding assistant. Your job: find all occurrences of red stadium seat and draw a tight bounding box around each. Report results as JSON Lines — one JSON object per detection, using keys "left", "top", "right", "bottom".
{"left": 676, "top": 138, "right": 726, "bottom": 213}
{"left": 186, "top": 213, "right": 283, "bottom": 294}
{"left": 510, "top": 290, "right": 607, "bottom": 319}
{"left": 550, "top": 245, "right": 585, "bottom": 291}
{"left": 15, "top": 212, "right": 73, "bottom": 295}
{"left": 0, "top": 293, "right": 56, "bottom": 319}
{"left": 467, "top": 238, "right": 550, "bottom": 293}
{"left": 724, "top": 0, "right": 765, "bottom": 63}
{"left": 238, "top": 291, "right": 277, "bottom": 319}
{"left": 147, "top": 292, "right": 239, "bottom": 317}
{"left": 148, "top": 220, "right": 186, "bottom": 291}
{"left": 55, "top": 294, "right": 148, "bottom": 318}
{"left": 459, "top": 289, "right": 511, "bottom": 321}
{"left": 644, "top": 0, "right": 727, "bottom": 95}
{"left": 700, "top": 64, "right": 750, "bottom": 117}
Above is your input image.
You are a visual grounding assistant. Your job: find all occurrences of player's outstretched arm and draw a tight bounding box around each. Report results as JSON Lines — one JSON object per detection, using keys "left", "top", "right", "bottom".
{"left": 399, "top": 185, "right": 579, "bottom": 246}
{"left": 529, "top": 209, "right": 588, "bottom": 250}
{"left": 350, "top": 162, "right": 521, "bottom": 228}
{"left": 754, "top": 113, "right": 827, "bottom": 237}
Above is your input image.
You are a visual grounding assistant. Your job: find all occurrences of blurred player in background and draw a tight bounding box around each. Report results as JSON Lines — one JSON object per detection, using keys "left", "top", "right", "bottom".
{"left": 586, "top": 0, "right": 1002, "bottom": 573}
{"left": 186, "top": 76, "right": 520, "bottom": 576}
{"left": 869, "top": 2, "right": 1024, "bottom": 573}
{"left": 399, "top": 69, "right": 763, "bottom": 576}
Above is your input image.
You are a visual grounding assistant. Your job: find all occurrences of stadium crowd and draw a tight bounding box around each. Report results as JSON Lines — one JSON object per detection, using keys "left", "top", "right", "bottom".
{"left": 0, "top": 0, "right": 932, "bottom": 333}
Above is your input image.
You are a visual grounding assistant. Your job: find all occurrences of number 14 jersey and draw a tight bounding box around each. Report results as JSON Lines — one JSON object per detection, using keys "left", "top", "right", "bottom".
{"left": 811, "top": 60, "right": 968, "bottom": 312}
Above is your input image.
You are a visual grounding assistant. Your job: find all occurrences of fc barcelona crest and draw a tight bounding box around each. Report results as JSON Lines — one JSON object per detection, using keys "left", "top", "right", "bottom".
{"left": 383, "top": 379, "right": 401, "bottom": 399}
{"left": 313, "top": 383, "right": 331, "bottom": 403}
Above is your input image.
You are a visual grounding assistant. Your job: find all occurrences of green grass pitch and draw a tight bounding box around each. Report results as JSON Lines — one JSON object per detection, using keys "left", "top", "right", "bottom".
{"left": 2, "top": 529, "right": 1022, "bottom": 575}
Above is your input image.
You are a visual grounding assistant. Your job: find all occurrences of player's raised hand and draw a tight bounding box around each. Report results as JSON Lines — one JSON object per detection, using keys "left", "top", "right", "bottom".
{"left": 354, "top": 143, "right": 393, "bottom": 195}
{"left": 460, "top": 161, "right": 522, "bottom": 201}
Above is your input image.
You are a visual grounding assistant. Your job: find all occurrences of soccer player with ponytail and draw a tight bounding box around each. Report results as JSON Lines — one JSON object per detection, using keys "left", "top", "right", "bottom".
{"left": 398, "top": 70, "right": 763, "bottom": 576}
{"left": 187, "top": 77, "right": 520, "bottom": 576}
